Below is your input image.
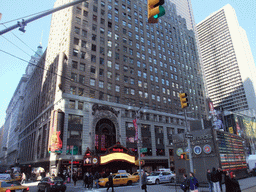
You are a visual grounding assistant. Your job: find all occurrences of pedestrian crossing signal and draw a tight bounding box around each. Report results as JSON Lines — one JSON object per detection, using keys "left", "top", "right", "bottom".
{"left": 180, "top": 152, "right": 189, "bottom": 160}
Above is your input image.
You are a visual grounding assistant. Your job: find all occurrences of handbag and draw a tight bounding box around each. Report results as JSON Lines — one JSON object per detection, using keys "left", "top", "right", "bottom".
{"left": 180, "top": 183, "right": 186, "bottom": 190}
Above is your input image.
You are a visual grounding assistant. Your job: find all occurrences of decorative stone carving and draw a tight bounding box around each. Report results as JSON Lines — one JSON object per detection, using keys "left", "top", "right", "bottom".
{"left": 92, "top": 104, "right": 119, "bottom": 117}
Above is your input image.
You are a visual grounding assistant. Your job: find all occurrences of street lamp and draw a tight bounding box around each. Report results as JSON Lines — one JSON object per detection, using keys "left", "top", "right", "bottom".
{"left": 132, "top": 107, "right": 143, "bottom": 189}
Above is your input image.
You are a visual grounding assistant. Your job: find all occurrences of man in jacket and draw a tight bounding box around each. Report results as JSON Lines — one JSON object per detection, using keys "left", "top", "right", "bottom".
{"left": 207, "top": 169, "right": 213, "bottom": 192}
{"left": 107, "top": 172, "right": 114, "bottom": 192}
{"left": 217, "top": 168, "right": 223, "bottom": 192}
{"left": 142, "top": 170, "right": 148, "bottom": 192}
{"left": 211, "top": 167, "right": 221, "bottom": 192}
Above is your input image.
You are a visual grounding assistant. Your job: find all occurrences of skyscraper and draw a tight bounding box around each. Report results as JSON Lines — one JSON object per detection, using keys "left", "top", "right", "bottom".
{"left": 15, "top": 0, "right": 205, "bottom": 173}
{"left": 197, "top": 4, "right": 256, "bottom": 112}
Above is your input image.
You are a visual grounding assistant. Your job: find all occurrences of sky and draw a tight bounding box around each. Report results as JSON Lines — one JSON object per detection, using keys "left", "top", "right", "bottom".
{"left": 0, "top": 0, "right": 255, "bottom": 126}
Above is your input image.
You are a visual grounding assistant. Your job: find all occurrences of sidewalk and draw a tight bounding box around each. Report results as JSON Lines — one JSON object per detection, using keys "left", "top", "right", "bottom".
{"left": 65, "top": 177, "right": 256, "bottom": 192}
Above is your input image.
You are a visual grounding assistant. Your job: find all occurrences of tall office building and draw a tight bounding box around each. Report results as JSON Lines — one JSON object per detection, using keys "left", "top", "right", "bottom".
{"left": 197, "top": 4, "right": 256, "bottom": 112}
{"left": 16, "top": 0, "right": 205, "bottom": 174}
{"left": 0, "top": 45, "right": 43, "bottom": 166}
{"left": 168, "top": 0, "right": 196, "bottom": 31}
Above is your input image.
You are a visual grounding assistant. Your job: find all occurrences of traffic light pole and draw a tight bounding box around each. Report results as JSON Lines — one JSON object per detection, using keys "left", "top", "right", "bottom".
{"left": 0, "top": 0, "right": 86, "bottom": 35}
{"left": 184, "top": 109, "right": 193, "bottom": 173}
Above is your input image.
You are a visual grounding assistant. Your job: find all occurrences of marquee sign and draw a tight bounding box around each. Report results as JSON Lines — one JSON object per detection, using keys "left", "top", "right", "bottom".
{"left": 100, "top": 152, "right": 135, "bottom": 165}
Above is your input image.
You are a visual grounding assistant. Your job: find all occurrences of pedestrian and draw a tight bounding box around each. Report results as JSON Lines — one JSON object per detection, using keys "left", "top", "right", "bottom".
{"left": 107, "top": 172, "right": 114, "bottom": 192}
{"left": 21, "top": 172, "right": 26, "bottom": 184}
{"left": 224, "top": 171, "right": 233, "bottom": 192}
{"left": 141, "top": 170, "right": 148, "bottom": 192}
{"left": 230, "top": 173, "right": 241, "bottom": 192}
{"left": 94, "top": 171, "right": 100, "bottom": 189}
{"left": 180, "top": 174, "right": 189, "bottom": 192}
{"left": 189, "top": 172, "right": 199, "bottom": 192}
{"left": 217, "top": 168, "right": 223, "bottom": 192}
{"left": 72, "top": 172, "right": 78, "bottom": 186}
{"left": 207, "top": 169, "right": 213, "bottom": 192}
{"left": 88, "top": 172, "right": 94, "bottom": 189}
{"left": 211, "top": 167, "right": 221, "bottom": 192}
{"left": 83, "top": 172, "right": 88, "bottom": 188}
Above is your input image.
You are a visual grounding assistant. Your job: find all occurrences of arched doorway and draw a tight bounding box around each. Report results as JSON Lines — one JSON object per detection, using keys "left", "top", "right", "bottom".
{"left": 95, "top": 118, "right": 116, "bottom": 153}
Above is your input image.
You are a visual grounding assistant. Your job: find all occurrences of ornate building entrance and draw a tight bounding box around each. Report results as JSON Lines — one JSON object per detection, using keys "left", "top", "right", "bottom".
{"left": 95, "top": 118, "right": 116, "bottom": 153}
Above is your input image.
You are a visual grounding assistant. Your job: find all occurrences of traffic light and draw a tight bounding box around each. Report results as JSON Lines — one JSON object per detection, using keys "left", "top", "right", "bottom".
{"left": 135, "top": 160, "right": 145, "bottom": 166}
{"left": 179, "top": 93, "right": 189, "bottom": 109}
{"left": 147, "top": 0, "right": 165, "bottom": 23}
{"left": 180, "top": 152, "right": 189, "bottom": 160}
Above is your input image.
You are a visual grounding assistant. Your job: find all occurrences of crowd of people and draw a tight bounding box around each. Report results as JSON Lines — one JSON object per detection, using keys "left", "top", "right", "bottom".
{"left": 206, "top": 167, "right": 241, "bottom": 192}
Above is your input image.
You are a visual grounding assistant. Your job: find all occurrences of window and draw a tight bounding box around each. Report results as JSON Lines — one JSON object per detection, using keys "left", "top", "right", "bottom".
{"left": 69, "top": 100, "right": 75, "bottom": 109}
{"left": 74, "top": 27, "right": 80, "bottom": 34}
{"left": 78, "top": 88, "right": 84, "bottom": 96}
{"left": 80, "top": 63, "right": 85, "bottom": 71}
{"left": 70, "top": 86, "right": 76, "bottom": 95}
{"left": 91, "top": 66, "right": 96, "bottom": 74}
{"left": 80, "top": 51, "right": 86, "bottom": 59}
{"left": 72, "top": 61, "right": 78, "bottom": 69}
{"left": 91, "top": 55, "right": 96, "bottom": 62}
{"left": 79, "top": 75, "right": 85, "bottom": 84}
{"left": 81, "top": 40, "right": 87, "bottom": 48}
{"left": 90, "top": 79, "right": 95, "bottom": 86}
{"left": 73, "top": 49, "right": 79, "bottom": 57}
{"left": 78, "top": 102, "right": 83, "bottom": 110}
{"left": 91, "top": 44, "right": 96, "bottom": 51}
{"left": 74, "top": 38, "right": 79, "bottom": 45}
{"left": 115, "top": 85, "right": 120, "bottom": 92}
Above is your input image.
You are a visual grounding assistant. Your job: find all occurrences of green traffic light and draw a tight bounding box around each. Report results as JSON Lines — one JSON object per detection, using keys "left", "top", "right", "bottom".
{"left": 153, "top": 5, "right": 165, "bottom": 19}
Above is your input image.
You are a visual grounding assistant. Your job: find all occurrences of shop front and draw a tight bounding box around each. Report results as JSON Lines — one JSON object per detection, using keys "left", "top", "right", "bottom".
{"left": 81, "top": 143, "right": 136, "bottom": 176}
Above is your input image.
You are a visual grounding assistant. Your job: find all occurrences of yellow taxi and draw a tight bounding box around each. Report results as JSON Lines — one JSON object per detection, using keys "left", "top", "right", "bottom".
{"left": 98, "top": 173, "right": 139, "bottom": 187}
{"left": 132, "top": 171, "right": 149, "bottom": 180}
{"left": 0, "top": 180, "right": 30, "bottom": 192}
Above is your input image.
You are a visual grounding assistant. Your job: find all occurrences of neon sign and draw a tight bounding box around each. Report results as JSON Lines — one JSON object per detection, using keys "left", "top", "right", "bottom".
{"left": 100, "top": 152, "right": 135, "bottom": 164}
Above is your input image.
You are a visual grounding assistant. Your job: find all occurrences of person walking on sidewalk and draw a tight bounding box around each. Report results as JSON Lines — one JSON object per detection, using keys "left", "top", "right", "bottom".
{"left": 88, "top": 172, "right": 93, "bottom": 189}
{"left": 207, "top": 169, "right": 213, "bottom": 192}
{"left": 107, "top": 172, "right": 114, "bottom": 192}
{"left": 94, "top": 171, "right": 100, "bottom": 189}
{"left": 72, "top": 172, "right": 78, "bottom": 186}
{"left": 211, "top": 167, "right": 221, "bottom": 192}
{"left": 83, "top": 172, "right": 88, "bottom": 188}
{"left": 189, "top": 172, "right": 199, "bottom": 192}
{"left": 141, "top": 170, "right": 148, "bottom": 192}
{"left": 230, "top": 173, "right": 241, "bottom": 192}
{"left": 217, "top": 168, "right": 223, "bottom": 192}
{"left": 224, "top": 171, "right": 233, "bottom": 192}
{"left": 181, "top": 174, "right": 189, "bottom": 192}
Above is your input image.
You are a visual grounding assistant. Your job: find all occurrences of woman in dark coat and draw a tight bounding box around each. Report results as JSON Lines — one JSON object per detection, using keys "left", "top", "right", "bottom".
{"left": 224, "top": 171, "right": 233, "bottom": 192}
{"left": 231, "top": 173, "right": 241, "bottom": 192}
{"left": 189, "top": 172, "right": 199, "bottom": 192}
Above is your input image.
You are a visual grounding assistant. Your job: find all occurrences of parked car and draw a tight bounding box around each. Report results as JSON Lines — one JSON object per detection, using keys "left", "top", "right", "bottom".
{"left": 98, "top": 173, "right": 139, "bottom": 187}
{"left": 147, "top": 171, "right": 176, "bottom": 184}
{"left": 0, "top": 180, "right": 30, "bottom": 192}
{"left": 37, "top": 176, "right": 66, "bottom": 192}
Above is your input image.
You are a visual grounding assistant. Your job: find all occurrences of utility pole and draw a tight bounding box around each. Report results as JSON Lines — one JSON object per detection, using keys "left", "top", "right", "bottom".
{"left": 0, "top": 0, "right": 86, "bottom": 35}
{"left": 179, "top": 93, "right": 193, "bottom": 173}
{"left": 184, "top": 109, "right": 193, "bottom": 172}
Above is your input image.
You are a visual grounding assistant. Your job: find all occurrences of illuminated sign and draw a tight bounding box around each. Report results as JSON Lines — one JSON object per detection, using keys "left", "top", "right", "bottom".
{"left": 100, "top": 152, "right": 135, "bottom": 164}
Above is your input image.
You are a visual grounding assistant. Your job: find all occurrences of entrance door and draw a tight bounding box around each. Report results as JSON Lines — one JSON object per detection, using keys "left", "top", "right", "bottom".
{"left": 95, "top": 119, "right": 116, "bottom": 153}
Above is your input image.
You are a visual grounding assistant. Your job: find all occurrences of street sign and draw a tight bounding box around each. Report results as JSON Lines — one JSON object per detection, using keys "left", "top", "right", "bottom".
{"left": 185, "top": 134, "right": 193, "bottom": 138}
{"left": 140, "top": 148, "right": 147, "bottom": 153}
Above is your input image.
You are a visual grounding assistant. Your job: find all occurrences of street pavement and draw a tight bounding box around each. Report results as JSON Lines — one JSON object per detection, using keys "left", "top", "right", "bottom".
{"left": 23, "top": 176, "right": 256, "bottom": 192}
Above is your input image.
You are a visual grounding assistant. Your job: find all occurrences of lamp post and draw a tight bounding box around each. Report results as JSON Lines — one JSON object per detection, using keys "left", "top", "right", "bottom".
{"left": 184, "top": 109, "right": 193, "bottom": 173}
{"left": 134, "top": 107, "right": 143, "bottom": 189}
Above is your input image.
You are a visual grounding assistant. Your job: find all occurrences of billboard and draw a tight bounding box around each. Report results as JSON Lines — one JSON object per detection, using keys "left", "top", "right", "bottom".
{"left": 48, "top": 110, "right": 64, "bottom": 153}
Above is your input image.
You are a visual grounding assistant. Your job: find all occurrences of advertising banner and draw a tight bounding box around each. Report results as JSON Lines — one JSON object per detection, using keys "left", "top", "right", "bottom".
{"left": 133, "top": 119, "right": 138, "bottom": 141}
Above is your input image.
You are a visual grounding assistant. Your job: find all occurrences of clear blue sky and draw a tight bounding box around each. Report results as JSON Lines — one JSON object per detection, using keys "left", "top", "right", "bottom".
{"left": 0, "top": 0, "right": 255, "bottom": 126}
